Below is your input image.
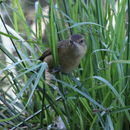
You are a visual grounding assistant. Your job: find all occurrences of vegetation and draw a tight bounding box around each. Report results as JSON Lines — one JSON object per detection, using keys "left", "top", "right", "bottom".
{"left": 0, "top": 0, "right": 130, "bottom": 129}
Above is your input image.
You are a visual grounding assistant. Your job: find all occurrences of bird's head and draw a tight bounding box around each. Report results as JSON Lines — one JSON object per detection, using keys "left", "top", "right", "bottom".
{"left": 69, "top": 34, "right": 86, "bottom": 47}
{"left": 69, "top": 34, "right": 87, "bottom": 56}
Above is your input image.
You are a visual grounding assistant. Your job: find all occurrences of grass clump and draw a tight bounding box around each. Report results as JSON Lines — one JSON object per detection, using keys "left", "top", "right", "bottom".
{"left": 0, "top": 0, "right": 130, "bottom": 129}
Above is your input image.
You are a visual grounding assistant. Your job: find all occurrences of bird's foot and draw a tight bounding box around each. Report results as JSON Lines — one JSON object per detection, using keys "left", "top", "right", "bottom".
{"left": 51, "top": 66, "right": 61, "bottom": 74}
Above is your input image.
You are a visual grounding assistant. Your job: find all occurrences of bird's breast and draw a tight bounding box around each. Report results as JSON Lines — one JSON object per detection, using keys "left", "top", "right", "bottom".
{"left": 59, "top": 47, "right": 86, "bottom": 73}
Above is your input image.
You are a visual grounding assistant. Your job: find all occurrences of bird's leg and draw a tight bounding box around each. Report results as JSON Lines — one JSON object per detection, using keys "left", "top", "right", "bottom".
{"left": 44, "top": 66, "right": 61, "bottom": 86}
{"left": 51, "top": 66, "right": 61, "bottom": 74}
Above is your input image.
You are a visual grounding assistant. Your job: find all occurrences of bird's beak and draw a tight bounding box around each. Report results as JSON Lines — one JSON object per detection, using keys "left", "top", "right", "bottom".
{"left": 70, "top": 40, "right": 78, "bottom": 47}
{"left": 73, "top": 42, "right": 77, "bottom": 46}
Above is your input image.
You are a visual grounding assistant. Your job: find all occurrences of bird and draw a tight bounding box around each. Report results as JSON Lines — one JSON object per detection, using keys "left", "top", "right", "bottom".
{"left": 39, "top": 34, "right": 87, "bottom": 83}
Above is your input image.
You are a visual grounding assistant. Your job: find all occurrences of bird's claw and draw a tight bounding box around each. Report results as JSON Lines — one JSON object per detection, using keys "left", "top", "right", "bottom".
{"left": 51, "top": 66, "right": 61, "bottom": 74}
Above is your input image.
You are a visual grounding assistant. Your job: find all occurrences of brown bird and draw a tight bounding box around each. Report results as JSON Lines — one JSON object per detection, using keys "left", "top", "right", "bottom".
{"left": 39, "top": 34, "right": 87, "bottom": 82}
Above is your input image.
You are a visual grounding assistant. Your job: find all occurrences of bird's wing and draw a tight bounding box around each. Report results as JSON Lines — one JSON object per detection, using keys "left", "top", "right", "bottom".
{"left": 39, "top": 48, "right": 51, "bottom": 61}
{"left": 39, "top": 40, "right": 68, "bottom": 61}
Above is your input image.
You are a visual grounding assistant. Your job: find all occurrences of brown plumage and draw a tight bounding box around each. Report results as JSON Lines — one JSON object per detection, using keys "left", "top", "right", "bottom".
{"left": 39, "top": 34, "right": 87, "bottom": 83}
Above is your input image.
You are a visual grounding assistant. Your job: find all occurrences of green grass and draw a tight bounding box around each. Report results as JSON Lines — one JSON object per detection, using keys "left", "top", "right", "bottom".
{"left": 0, "top": 0, "right": 130, "bottom": 129}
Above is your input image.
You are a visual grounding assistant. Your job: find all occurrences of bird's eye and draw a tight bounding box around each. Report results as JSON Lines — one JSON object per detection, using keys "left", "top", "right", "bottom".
{"left": 79, "top": 39, "right": 84, "bottom": 44}
{"left": 70, "top": 40, "right": 73, "bottom": 44}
